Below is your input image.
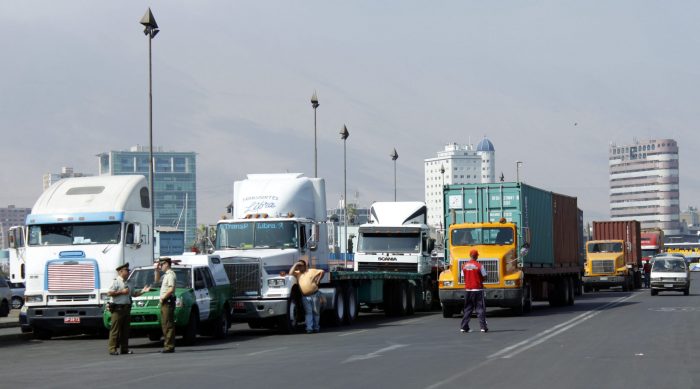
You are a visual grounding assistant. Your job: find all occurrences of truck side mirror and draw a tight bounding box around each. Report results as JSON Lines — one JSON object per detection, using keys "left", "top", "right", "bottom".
{"left": 126, "top": 223, "right": 142, "bottom": 247}
{"left": 8, "top": 234, "right": 15, "bottom": 249}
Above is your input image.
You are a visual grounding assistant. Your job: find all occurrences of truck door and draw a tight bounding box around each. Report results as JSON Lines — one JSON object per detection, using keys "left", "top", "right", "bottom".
{"left": 194, "top": 268, "right": 211, "bottom": 321}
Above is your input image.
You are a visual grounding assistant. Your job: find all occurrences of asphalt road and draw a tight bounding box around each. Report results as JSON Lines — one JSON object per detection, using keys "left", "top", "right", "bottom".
{"left": 2, "top": 274, "right": 700, "bottom": 389}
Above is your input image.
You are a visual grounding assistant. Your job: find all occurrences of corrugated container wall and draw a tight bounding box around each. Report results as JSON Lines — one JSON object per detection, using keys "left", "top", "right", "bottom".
{"left": 592, "top": 221, "right": 642, "bottom": 266}
{"left": 577, "top": 209, "right": 585, "bottom": 267}
{"left": 551, "top": 193, "right": 580, "bottom": 267}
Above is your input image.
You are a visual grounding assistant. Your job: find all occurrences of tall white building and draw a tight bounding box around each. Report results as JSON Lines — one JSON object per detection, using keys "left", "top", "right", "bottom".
{"left": 424, "top": 138, "right": 496, "bottom": 228}
{"left": 609, "top": 138, "right": 680, "bottom": 235}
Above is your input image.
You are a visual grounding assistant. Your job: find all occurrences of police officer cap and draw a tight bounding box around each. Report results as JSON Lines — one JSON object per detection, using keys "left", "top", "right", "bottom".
{"left": 116, "top": 262, "right": 130, "bottom": 271}
{"left": 469, "top": 249, "right": 479, "bottom": 259}
{"left": 158, "top": 257, "right": 172, "bottom": 265}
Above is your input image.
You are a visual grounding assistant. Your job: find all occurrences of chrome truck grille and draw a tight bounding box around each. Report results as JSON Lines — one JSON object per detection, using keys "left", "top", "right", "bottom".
{"left": 221, "top": 258, "right": 262, "bottom": 298}
{"left": 47, "top": 261, "right": 96, "bottom": 291}
{"left": 592, "top": 260, "right": 615, "bottom": 274}
{"left": 458, "top": 258, "right": 499, "bottom": 284}
{"left": 357, "top": 262, "right": 418, "bottom": 272}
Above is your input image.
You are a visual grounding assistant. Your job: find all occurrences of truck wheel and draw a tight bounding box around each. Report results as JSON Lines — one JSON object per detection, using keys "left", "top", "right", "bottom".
{"left": 383, "top": 281, "right": 396, "bottom": 316}
{"left": 332, "top": 286, "right": 346, "bottom": 325}
{"left": 183, "top": 310, "right": 199, "bottom": 345}
{"left": 566, "top": 278, "right": 575, "bottom": 306}
{"left": 442, "top": 304, "right": 454, "bottom": 318}
{"left": 278, "top": 292, "right": 303, "bottom": 333}
{"left": 406, "top": 284, "right": 416, "bottom": 315}
{"left": 11, "top": 296, "right": 23, "bottom": 310}
{"left": 684, "top": 288, "right": 690, "bottom": 296}
{"left": 512, "top": 284, "right": 532, "bottom": 315}
{"left": 622, "top": 277, "right": 630, "bottom": 292}
{"left": 213, "top": 305, "right": 230, "bottom": 339}
{"left": 0, "top": 300, "right": 9, "bottom": 317}
{"left": 395, "top": 282, "right": 408, "bottom": 316}
{"left": 343, "top": 284, "right": 359, "bottom": 324}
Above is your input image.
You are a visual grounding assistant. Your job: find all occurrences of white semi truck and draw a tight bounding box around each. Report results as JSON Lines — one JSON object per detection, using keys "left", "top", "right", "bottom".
{"left": 354, "top": 202, "right": 439, "bottom": 309}
{"left": 215, "top": 174, "right": 428, "bottom": 332}
{"left": 20, "top": 176, "right": 153, "bottom": 339}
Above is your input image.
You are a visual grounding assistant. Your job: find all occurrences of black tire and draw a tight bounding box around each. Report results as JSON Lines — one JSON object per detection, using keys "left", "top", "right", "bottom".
{"left": 622, "top": 277, "right": 629, "bottom": 292}
{"left": 406, "top": 283, "right": 416, "bottom": 315}
{"left": 684, "top": 288, "right": 690, "bottom": 296}
{"left": 183, "top": 309, "right": 199, "bottom": 345}
{"left": 278, "top": 291, "right": 303, "bottom": 333}
{"left": 212, "top": 305, "right": 230, "bottom": 339}
{"left": 512, "top": 284, "right": 532, "bottom": 315}
{"left": 396, "top": 282, "right": 408, "bottom": 316}
{"left": 383, "top": 281, "right": 396, "bottom": 316}
{"left": 442, "top": 304, "right": 454, "bottom": 318}
{"left": 651, "top": 289, "right": 658, "bottom": 296}
{"left": 33, "top": 328, "right": 52, "bottom": 340}
{"left": 423, "top": 288, "right": 435, "bottom": 311}
{"left": 11, "top": 296, "right": 23, "bottom": 310}
{"left": 343, "top": 284, "right": 359, "bottom": 324}
{"left": 0, "top": 300, "right": 9, "bottom": 317}
{"left": 566, "top": 278, "right": 575, "bottom": 306}
{"left": 148, "top": 332, "right": 162, "bottom": 341}
{"left": 583, "top": 285, "right": 592, "bottom": 293}
{"left": 331, "top": 286, "right": 346, "bottom": 326}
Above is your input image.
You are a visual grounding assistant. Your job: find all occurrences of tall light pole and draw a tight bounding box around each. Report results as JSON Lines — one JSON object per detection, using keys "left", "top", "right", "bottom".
{"left": 340, "top": 125, "right": 350, "bottom": 268}
{"left": 311, "top": 91, "right": 319, "bottom": 177}
{"left": 140, "top": 8, "right": 159, "bottom": 260}
{"left": 391, "top": 148, "right": 399, "bottom": 201}
{"left": 516, "top": 161, "right": 523, "bottom": 183}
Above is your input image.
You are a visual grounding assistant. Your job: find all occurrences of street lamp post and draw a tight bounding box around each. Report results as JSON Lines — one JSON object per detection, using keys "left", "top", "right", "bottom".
{"left": 340, "top": 125, "right": 350, "bottom": 268}
{"left": 516, "top": 161, "right": 523, "bottom": 183}
{"left": 140, "top": 8, "right": 159, "bottom": 260}
{"left": 391, "top": 148, "right": 399, "bottom": 201}
{"left": 311, "top": 91, "right": 319, "bottom": 177}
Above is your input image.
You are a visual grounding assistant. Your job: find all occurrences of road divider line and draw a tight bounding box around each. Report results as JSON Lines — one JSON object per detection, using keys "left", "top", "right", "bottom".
{"left": 246, "top": 346, "right": 288, "bottom": 356}
{"left": 489, "top": 293, "right": 638, "bottom": 359}
{"left": 343, "top": 344, "right": 408, "bottom": 363}
{"left": 339, "top": 329, "right": 368, "bottom": 337}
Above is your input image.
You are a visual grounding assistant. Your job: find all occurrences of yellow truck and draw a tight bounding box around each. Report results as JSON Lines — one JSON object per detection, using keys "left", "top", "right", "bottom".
{"left": 582, "top": 221, "right": 641, "bottom": 292}
{"left": 438, "top": 183, "right": 583, "bottom": 317}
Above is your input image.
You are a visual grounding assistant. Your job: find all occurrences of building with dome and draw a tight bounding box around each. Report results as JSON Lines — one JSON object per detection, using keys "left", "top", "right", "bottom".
{"left": 424, "top": 139, "right": 496, "bottom": 229}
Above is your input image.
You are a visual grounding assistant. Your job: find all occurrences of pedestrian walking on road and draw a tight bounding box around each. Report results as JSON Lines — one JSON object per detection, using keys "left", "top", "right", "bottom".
{"left": 643, "top": 261, "right": 652, "bottom": 288}
{"left": 155, "top": 257, "right": 177, "bottom": 353}
{"left": 107, "top": 262, "right": 150, "bottom": 355}
{"left": 460, "top": 249, "right": 488, "bottom": 333}
{"left": 290, "top": 260, "right": 325, "bottom": 333}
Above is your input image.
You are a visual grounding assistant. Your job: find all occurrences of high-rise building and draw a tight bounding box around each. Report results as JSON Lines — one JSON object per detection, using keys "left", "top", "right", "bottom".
{"left": 609, "top": 138, "right": 680, "bottom": 235}
{"left": 0, "top": 205, "right": 32, "bottom": 248}
{"left": 42, "top": 167, "right": 91, "bottom": 191}
{"left": 424, "top": 138, "right": 496, "bottom": 228}
{"left": 97, "top": 146, "right": 197, "bottom": 245}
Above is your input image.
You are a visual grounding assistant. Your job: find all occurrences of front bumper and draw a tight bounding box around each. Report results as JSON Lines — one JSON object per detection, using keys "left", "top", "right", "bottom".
{"left": 230, "top": 299, "right": 288, "bottom": 320}
{"left": 439, "top": 288, "right": 523, "bottom": 309}
{"left": 582, "top": 276, "right": 625, "bottom": 288}
{"left": 650, "top": 280, "right": 689, "bottom": 291}
{"left": 24, "top": 305, "right": 104, "bottom": 332}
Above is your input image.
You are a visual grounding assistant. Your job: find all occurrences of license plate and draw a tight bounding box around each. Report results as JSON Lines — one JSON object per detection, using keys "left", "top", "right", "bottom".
{"left": 234, "top": 302, "right": 245, "bottom": 310}
{"left": 664, "top": 284, "right": 674, "bottom": 288}
{"left": 600, "top": 277, "right": 608, "bottom": 281}
{"left": 64, "top": 316, "right": 80, "bottom": 324}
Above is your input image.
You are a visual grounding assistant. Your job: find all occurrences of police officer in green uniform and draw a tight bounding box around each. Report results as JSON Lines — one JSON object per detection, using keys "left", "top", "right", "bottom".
{"left": 107, "top": 263, "right": 150, "bottom": 355}
{"left": 155, "top": 257, "right": 177, "bottom": 353}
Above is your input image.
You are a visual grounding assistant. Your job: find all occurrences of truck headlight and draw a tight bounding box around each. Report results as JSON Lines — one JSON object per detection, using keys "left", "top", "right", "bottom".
{"left": 100, "top": 293, "right": 109, "bottom": 302}
{"left": 441, "top": 281, "right": 453, "bottom": 287}
{"left": 268, "top": 279, "right": 286, "bottom": 288}
{"left": 25, "top": 295, "right": 43, "bottom": 303}
{"left": 505, "top": 280, "right": 516, "bottom": 286}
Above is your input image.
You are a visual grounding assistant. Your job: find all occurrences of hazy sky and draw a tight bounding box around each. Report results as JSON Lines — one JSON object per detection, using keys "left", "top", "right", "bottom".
{"left": 1, "top": 1, "right": 698, "bottom": 225}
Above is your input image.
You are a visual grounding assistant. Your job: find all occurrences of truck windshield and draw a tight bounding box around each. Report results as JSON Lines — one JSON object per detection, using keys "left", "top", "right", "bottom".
{"left": 451, "top": 227, "right": 513, "bottom": 246}
{"left": 27, "top": 222, "right": 121, "bottom": 246}
{"left": 359, "top": 232, "right": 420, "bottom": 253}
{"left": 215, "top": 221, "right": 298, "bottom": 250}
{"left": 129, "top": 268, "right": 192, "bottom": 289}
{"left": 587, "top": 242, "right": 623, "bottom": 253}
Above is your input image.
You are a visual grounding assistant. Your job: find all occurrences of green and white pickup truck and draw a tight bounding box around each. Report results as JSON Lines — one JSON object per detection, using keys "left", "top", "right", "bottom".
{"left": 103, "top": 254, "right": 233, "bottom": 345}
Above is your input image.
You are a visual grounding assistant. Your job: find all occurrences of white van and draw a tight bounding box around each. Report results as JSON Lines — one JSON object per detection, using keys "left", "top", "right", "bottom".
{"left": 650, "top": 255, "right": 690, "bottom": 296}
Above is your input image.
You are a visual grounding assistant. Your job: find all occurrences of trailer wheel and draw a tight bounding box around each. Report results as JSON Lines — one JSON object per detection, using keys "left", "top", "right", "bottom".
{"left": 332, "top": 286, "right": 346, "bottom": 325}
{"left": 395, "top": 282, "right": 408, "bottom": 316}
{"left": 278, "top": 290, "right": 303, "bottom": 333}
{"left": 343, "top": 284, "right": 358, "bottom": 324}
{"left": 566, "top": 278, "right": 575, "bottom": 306}
{"left": 441, "top": 304, "right": 454, "bottom": 318}
{"left": 548, "top": 279, "right": 567, "bottom": 307}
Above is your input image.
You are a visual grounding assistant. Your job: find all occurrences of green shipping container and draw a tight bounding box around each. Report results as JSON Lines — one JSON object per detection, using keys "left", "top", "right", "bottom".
{"left": 443, "top": 182, "right": 578, "bottom": 268}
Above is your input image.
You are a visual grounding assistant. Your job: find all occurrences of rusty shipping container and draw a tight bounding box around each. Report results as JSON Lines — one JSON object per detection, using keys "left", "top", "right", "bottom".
{"left": 592, "top": 220, "right": 642, "bottom": 266}
{"left": 552, "top": 193, "right": 580, "bottom": 267}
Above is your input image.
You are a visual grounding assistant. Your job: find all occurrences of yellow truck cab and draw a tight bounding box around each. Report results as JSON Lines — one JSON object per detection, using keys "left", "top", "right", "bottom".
{"left": 438, "top": 220, "right": 528, "bottom": 317}
{"left": 583, "top": 240, "right": 634, "bottom": 291}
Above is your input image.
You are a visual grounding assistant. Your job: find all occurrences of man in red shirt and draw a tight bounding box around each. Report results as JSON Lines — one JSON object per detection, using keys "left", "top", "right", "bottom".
{"left": 460, "top": 249, "right": 488, "bottom": 333}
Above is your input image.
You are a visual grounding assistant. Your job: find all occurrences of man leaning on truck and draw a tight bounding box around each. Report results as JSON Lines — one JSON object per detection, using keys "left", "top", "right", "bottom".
{"left": 460, "top": 249, "right": 488, "bottom": 334}
{"left": 290, "top": 260, "right": 325, "bottom": 334}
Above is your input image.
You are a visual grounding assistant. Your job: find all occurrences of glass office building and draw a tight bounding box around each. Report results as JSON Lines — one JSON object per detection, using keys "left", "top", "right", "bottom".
{"left": 97, "top": 146, "right": 197, "bottom": 245}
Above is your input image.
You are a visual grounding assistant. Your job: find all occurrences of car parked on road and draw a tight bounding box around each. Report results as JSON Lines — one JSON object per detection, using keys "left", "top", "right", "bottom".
{"left": 650, "top": 255, "right": 690, "bottom": 296}
{"left": 0, "top": 278, "right": 11, "bottom": 316}
{"left": 7, "top": 280, "right": 25, "bottom": 309}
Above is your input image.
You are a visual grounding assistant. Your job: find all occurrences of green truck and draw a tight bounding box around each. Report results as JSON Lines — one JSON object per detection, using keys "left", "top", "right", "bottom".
{"left": 103, "top": 254, "right": 232, "bottom": 345}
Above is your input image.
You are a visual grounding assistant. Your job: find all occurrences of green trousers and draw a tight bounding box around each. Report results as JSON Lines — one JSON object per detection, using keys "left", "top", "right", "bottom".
{"left": 161, "top": 304, "right": 176, "bottom": 351}
{"left": 108, "top": 305, "right": 131, "bottom": 353}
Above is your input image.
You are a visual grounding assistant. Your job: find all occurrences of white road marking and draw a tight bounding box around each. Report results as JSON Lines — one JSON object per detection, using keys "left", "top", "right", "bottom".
{"left": 338, "top": 329, "right": 368, "bottom": 337}
{"left": 343, "top": 344, "right": 408, "bottom": 363}
{"left": 426, "top": 292, "right": 640, "bottom": 389}
{"left": 246, "top": 346, "right": 288, "bottom": 356}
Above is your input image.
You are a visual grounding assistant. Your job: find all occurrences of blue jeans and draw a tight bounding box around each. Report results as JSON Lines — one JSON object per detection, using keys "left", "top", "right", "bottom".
{"left": 302, "top": 291, "right": 321, "bottom": 332}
